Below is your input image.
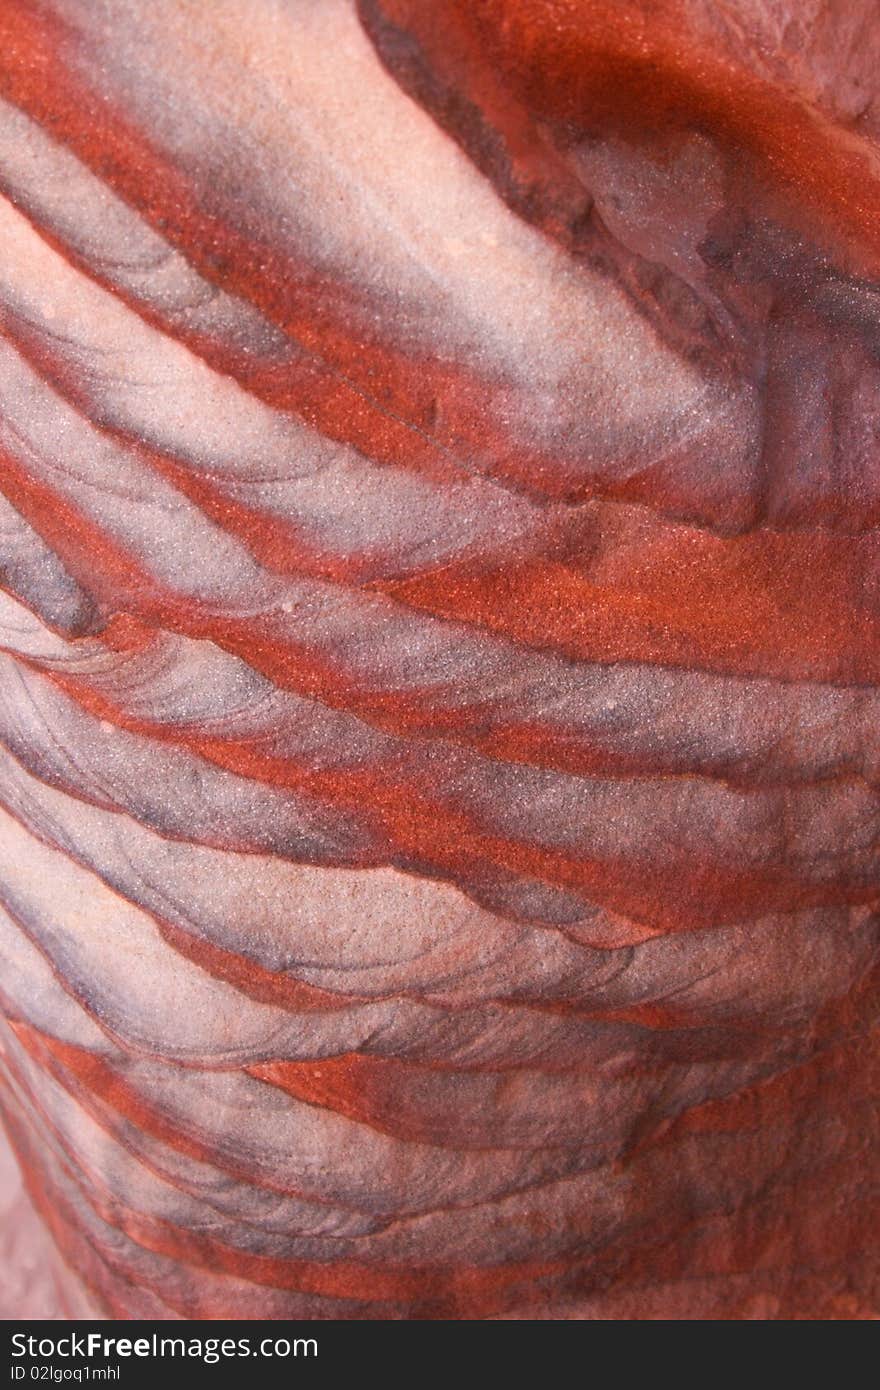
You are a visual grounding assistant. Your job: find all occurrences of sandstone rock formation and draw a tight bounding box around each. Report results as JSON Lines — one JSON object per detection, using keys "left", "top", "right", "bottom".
{"left": 0, "top": 0, "right": 877, "bottom": 1319}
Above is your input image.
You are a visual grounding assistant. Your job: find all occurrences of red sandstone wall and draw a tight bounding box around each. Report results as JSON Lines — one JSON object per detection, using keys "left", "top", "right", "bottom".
{"left": 0, "top": 0, "right": 877, "bottom": 1319}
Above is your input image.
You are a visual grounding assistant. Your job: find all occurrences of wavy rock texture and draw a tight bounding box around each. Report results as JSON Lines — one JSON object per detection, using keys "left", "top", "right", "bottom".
{"left": 0, "top": 0, "right": 878, "bottom": 1320}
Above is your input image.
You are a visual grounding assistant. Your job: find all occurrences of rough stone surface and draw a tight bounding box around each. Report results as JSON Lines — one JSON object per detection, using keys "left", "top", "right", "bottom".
{"left": 0, "top": 0, "right": 877, "bottom": 1320}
